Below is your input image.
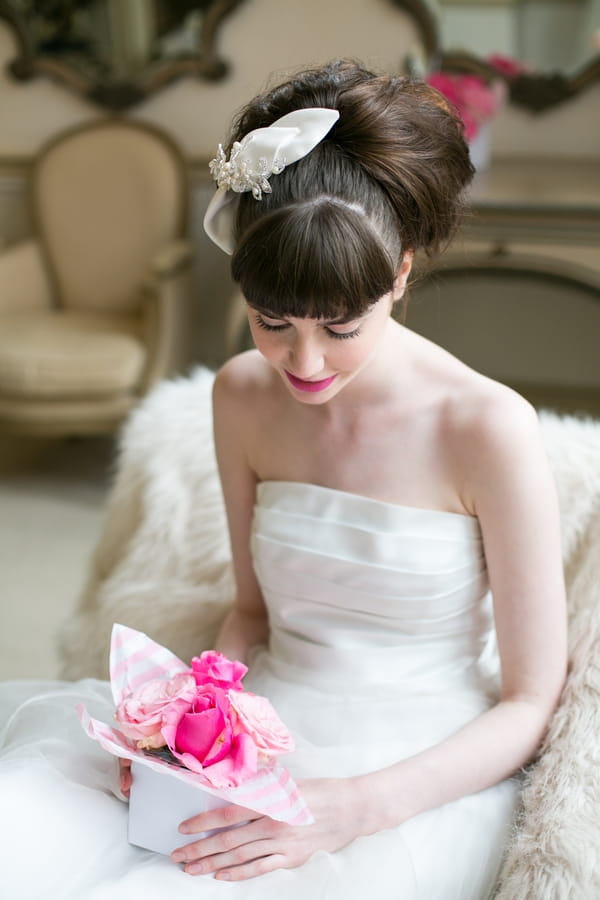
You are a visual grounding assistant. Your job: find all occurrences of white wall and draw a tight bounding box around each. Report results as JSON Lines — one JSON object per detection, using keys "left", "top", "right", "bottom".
{"left": 0, "top": 0, "right": 423, "bottom": 159}
{"left": 0, "top": 0, "right": 598, "bottom": 161}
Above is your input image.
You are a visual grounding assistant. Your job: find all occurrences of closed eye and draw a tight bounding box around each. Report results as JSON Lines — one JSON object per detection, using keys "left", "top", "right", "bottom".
{"left": 254, "top": 315, "right": 288, "bottom": 333}
{"left": 325, "top": 326, "right": 361, "bottom": 340}
{"left": 254, "top": 314, "right": 361, "bottom": 340}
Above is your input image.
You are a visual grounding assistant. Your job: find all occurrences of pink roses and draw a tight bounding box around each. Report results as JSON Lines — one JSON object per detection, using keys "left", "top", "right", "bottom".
{"left": 115, "top": 651, "right": 294, "bottom": 787}
{"left": 191, "top": 650, "right": 247, "bottom": 691}
{"left": 115, "top": 672, "right": 197, "bottom": 748}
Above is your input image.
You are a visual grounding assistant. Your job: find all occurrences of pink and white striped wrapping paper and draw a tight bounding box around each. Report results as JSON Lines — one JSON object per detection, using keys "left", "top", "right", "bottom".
{"left": 77, "top": 624, "right": 313, "bottom": 826}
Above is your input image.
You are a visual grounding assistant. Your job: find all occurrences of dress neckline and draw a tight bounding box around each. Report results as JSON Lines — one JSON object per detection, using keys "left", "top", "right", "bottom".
{"left": 256, "top": 480, "right": 477, "bottom": 523}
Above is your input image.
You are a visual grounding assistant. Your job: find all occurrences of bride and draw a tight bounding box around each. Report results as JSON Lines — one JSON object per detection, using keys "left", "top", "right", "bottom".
{"left": 0, "top": 60, "right": 566, "bottom": 900}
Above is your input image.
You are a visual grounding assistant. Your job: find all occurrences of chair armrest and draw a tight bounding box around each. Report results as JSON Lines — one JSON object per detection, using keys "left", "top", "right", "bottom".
{"left": 148, "top": 240, "right": 193, "bottom": 279}
{"left": 139, "top": 256, "right": 195, "bottom": 389}
{"left": 0, "top": 239, "right": 53, "bottom": 314}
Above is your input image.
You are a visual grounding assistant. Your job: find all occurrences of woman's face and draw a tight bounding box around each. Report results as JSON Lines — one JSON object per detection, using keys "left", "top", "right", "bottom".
{"left": 246, "top": 256, "right": 412, "bottom": 405}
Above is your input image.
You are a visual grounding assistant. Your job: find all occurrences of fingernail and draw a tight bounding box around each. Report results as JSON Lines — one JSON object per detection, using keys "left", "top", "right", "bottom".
{"left": 171, "top": 851, "right": 184, "bottom": 862}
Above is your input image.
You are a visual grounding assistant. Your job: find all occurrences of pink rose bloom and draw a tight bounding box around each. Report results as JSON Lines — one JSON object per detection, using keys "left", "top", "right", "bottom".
{"left": 162, "top": 683, "right": 258, "bottom": 787}
{"left": 229, "top": 691, "right": 295, "bottom": 757}
{"left": 191, "top": 651, "right": 248, "bottom": 691}
{"left": 114, "top": 671, "right": 196, "bottom": 745}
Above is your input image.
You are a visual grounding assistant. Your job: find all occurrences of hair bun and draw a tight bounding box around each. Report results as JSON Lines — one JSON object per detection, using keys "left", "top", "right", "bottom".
{"left": 330, "top": 70, "right": 474, "bottom": 253}
{"left": 230, "top": 61, "right": 473, "bottom": 256}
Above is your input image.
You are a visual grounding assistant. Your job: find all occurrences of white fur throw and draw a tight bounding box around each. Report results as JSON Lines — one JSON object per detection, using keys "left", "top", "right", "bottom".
{"left": 58, "top": 368, "right": 235, "bottom": 680}
{"left": 58, "top": 367, "right": 600, "bottom": 898}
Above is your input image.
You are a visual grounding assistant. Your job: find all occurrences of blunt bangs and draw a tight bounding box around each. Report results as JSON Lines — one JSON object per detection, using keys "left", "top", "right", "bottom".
{"left": 231, "top": 198, "right": 397, "bottom": 320}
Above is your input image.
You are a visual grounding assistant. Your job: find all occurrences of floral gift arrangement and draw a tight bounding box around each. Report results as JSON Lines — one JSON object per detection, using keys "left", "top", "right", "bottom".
{"left": 78, "top": 624, "right": 312, "bottom": 855}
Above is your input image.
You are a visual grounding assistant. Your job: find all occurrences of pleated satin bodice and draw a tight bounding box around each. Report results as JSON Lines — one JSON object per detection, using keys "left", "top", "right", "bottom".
{"left": 251, "top": 481, "right": 497, "bottom": 690}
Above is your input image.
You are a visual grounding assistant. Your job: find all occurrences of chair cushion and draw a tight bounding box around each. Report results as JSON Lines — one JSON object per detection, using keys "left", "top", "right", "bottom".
{"left": 0, "top": 310, "right": 146, "bottom": 399}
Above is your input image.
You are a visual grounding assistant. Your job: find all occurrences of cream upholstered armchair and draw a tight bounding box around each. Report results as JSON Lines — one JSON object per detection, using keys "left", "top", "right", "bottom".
{"left": 0, "top": 119, "right": 194, "bottom": 435}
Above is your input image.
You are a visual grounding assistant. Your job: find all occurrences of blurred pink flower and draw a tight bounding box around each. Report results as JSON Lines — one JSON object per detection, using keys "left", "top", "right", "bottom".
{"left": 488, "top": 53, "right": 531, "bottom": 79}
{"left": 426, "top": 72, "right": 505, "bottom": 140}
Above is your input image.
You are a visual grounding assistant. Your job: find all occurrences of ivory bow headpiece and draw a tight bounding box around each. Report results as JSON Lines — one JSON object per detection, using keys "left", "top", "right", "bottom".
{"left": 203, "top": 108, "right": 339, "bottom": 255}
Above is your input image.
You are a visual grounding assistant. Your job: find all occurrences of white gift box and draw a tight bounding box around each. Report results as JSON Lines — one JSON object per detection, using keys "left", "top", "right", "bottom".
{"left": 128, "top": 760, "right": 231, "bottom": 856}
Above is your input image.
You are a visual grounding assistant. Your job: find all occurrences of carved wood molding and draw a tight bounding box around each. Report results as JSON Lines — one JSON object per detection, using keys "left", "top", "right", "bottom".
{"left": 0, "top": 0, "right": 246, "bottom": 111}
{"left": 391, "top": 0, "right": 440, "bottom": 59}
{"left": 420, "top": 250, "right": 600, "bottom": 294}
{"left": 0, "top": 0, "right": 441, "bottom": 112}
{"left": 439, "top": 50, "right": 600, "bottom": 114}
{"left": 1, "top": 1, "right": 598, "bottom": 113}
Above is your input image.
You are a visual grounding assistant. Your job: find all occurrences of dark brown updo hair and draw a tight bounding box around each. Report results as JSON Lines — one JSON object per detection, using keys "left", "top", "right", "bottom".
{"left": 228, "top": 59, "right": 474, "bottom": 320}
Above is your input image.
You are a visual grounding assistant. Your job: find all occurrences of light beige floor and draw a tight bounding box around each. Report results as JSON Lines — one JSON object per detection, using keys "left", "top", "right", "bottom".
{"left": 0, "top": 436, "right": 115, "bottom": 681}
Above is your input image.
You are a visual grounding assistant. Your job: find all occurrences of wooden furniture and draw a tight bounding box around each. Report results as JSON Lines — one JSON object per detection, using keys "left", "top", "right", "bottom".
{"left": 407, "top": 156, "right": 600, "bottom": 416}
{"left": 0, "top": 120, "right": 193, "bottom": 436}
{"left": 465, "top": 156, "right": 599, "bottom": 256}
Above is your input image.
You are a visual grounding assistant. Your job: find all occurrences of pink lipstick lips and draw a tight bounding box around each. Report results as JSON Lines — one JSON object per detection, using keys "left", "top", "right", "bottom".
{"left": 285, "top": 371, "right": 337, "bottom": 393}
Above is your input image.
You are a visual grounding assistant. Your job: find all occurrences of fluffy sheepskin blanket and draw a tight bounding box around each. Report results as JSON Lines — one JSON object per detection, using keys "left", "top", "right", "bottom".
{"left": 58, "top": 367, "right": 600, "bottom": 899}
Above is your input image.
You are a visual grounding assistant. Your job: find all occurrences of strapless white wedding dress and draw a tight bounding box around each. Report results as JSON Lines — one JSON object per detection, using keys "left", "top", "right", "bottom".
{"left": 0, "top": 482, "right": 519, "bottom": 899}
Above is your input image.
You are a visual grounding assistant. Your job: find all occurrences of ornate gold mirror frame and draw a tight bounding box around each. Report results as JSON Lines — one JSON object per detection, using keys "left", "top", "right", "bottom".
{"left": 438, "top": 48, "right": 600, "bottom": 114}
{"left": 0, "top": 0, "right": 598, "bottom": 112}
{"left": 426, "top": 0, "right": 600, "bottom": 113}
{"left": 394, "top": 0, "right": 600, "bottom": 113}
{"left": 0, "top": 0, "right": 247, "bottom": 110}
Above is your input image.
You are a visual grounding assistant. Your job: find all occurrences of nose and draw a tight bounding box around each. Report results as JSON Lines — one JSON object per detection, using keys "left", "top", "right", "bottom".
{"left": 288, "top": 331, "right": 324, "bottom": 378}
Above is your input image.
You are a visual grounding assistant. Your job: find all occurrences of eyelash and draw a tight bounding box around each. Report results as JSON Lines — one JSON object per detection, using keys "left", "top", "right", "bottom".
{"left": 254, "top": 315, "right": 361, "bottom": 340}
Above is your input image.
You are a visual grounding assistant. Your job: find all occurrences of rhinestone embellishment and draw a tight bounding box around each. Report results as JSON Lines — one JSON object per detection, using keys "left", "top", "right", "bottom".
{"left": 209, "top": 143, "right": 286, "bottom": 200}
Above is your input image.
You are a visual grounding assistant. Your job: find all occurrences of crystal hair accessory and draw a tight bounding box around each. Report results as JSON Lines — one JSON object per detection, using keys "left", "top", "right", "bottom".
{"left": 209, "top": 143, "right": 285, "bottom": 200}
{"left": 203, "top": 107, "right": 339, "bottom": 255}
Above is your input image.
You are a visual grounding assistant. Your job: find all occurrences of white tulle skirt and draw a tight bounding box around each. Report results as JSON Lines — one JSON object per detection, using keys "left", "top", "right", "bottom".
{"left": 0, "top": 667, "right": 519, "bottom": 900}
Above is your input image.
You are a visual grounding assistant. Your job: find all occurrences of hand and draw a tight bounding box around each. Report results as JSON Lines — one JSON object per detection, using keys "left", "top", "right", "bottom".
{"left": 170, "top": 777, "right": 365, "bottom": 881}
{"left": 119, "top": 758, "right": 132, "bottom": 798}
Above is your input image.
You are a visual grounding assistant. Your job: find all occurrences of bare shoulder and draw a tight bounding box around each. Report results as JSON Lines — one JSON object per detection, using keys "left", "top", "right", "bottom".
{"left": 407, "top": 330, "right": 540, "bottom": 451}
{"left": 212, "top": 351, "right": 284, "bottom": 480}
{"left": 213, "top": 350, "right": 269, "bottom": 398}
{"left": 440, "top": 367, "right": 549, "bottom": 515}
{"left": 446, "top": 373, "right": 540, "bottom": 453}
{"left": 212, "top": 350, "right": 276, "bottom": 418}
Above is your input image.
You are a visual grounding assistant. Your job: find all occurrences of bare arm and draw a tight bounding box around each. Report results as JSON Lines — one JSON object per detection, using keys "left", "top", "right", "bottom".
{"left": 354, "top": 394, "right": 567, "bottom": 831}
{"left": 120, "top": 359, "right": 267, "bottom": 799}
{"left": 211, "top": 359, "right": 269, "bottom": 663}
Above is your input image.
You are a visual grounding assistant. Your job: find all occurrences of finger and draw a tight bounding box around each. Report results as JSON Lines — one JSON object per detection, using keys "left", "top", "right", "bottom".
{"left": 213, "top": 853, "right": 288, "bottom": 882}
{"left": 172, "top": 816, "right": 267, "bottom": 864}
{"left": 184, "top": 839, "right": 275, "bottom": 876}
{"left": 179, "top": 802, "right": 257, "bottom": 836}
{"left": 119, "top": 759, "right": 132, "bottom": 797}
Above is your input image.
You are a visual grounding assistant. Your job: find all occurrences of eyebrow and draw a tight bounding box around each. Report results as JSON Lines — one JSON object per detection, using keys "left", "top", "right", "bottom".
{"left": 250, "top": 304, "right": 366, "bottom": 325}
